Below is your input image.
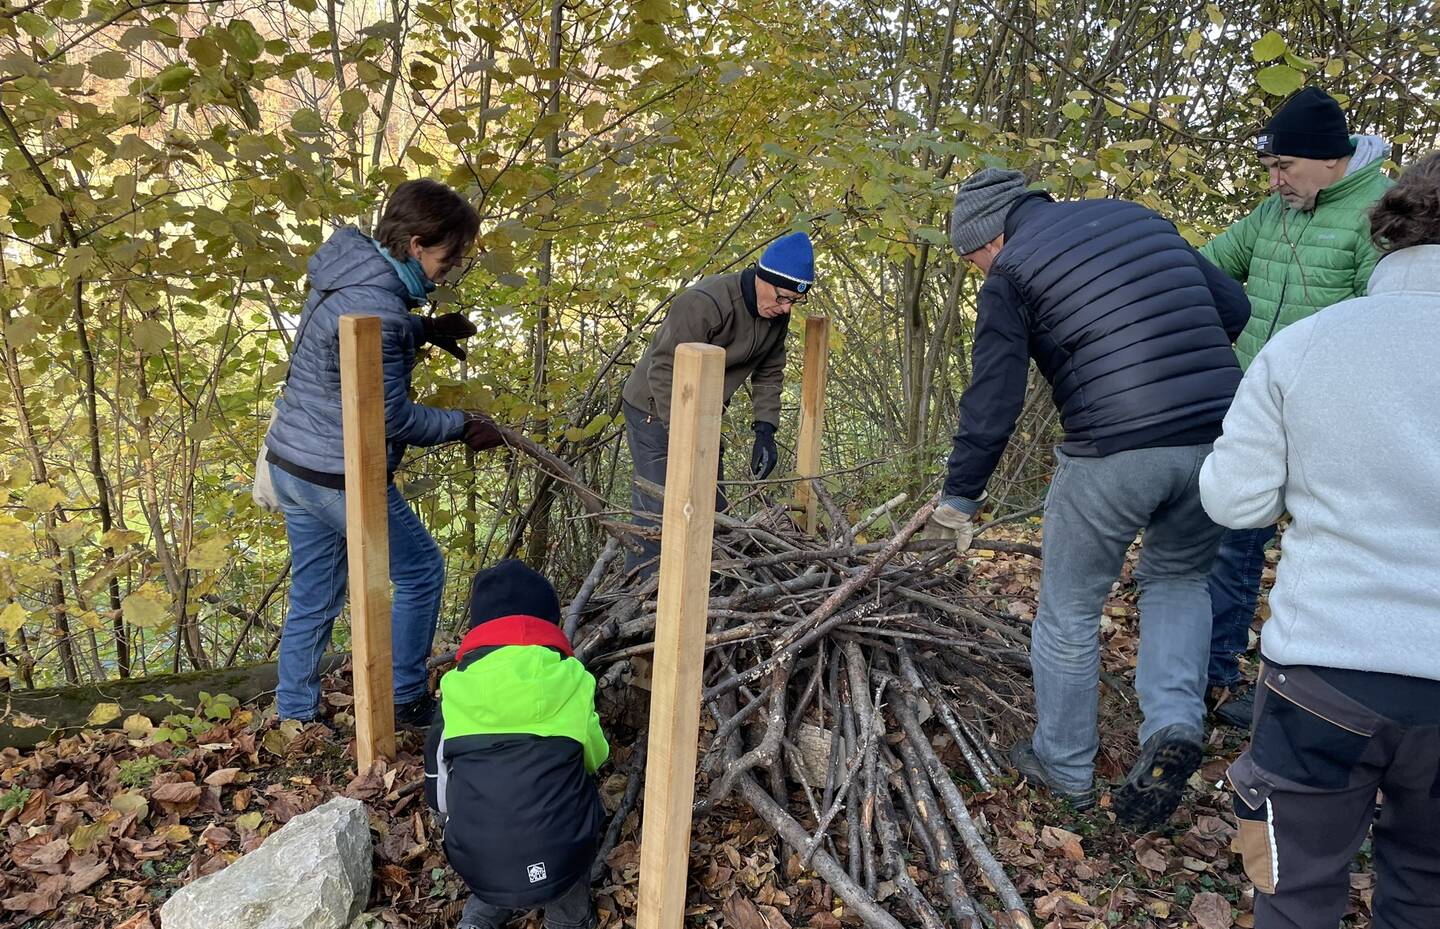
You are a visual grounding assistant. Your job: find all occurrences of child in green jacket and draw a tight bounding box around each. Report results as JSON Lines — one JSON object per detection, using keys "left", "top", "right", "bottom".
{"left": 425, "top": 560, "right": 608, "bottom": 929}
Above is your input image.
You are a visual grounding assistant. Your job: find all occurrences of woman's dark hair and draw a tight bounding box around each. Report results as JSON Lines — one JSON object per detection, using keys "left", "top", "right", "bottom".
{"left": 1370, "top": 151, "right": 1440, "bottom": 252}
{"left": 375, "top": 179, "right": 480, "bottom": 261}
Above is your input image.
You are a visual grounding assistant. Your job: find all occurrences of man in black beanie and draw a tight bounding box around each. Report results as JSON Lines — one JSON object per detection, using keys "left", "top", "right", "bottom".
{"left": 424, "top": 560, "right": 607, "bottom": 929}
{"left": 1199, "top": 86, "right": 1393, "bottom": 730}
{"left": 934, "top": 166, "right": 1251, "bottom": 830}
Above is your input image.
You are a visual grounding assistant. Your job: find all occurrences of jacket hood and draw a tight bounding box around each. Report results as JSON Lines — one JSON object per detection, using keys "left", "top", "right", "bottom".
{"left": 307, "top": 226, "right": 408, "bottom": 299}
{"left": 1368, "top": 244, "right": 1440, "bottom": 296}
{"left": 441, "top": 646, "right": 593, "bottom": 739}
{"left": 1346, "top": 135, "right": 1391, "bottom": 175}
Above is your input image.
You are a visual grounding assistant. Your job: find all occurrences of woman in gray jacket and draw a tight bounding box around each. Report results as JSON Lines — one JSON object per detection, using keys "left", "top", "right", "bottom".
{"left": 265, "top": 179, "right": 501, "bottom": 728}
{"left": 1199, "top": 152, "right": 1440, "bottom": 929}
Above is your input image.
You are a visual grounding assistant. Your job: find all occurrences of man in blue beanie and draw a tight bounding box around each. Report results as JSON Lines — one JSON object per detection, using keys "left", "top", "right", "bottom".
{"left": 621, "top": 231, "right": 815, "bottom": 574}
{"left": 935, "top": 166, "right": 1252, "bottom": 830}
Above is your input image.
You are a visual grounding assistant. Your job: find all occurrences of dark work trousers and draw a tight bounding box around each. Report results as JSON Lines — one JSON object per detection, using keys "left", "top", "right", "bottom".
{"left": 458, "top": 876, "right": 593, "bottom": 929}
{"left": 1227, "top": 661, "right": 1440, "bottom": 929}
{"left": 623, "top": 401, "right": 726, "bottom": 576}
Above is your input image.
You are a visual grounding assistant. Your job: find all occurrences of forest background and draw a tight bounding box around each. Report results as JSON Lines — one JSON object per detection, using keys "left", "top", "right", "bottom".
{"left": 2, "top": 0, "right": 1438, "bottom": 688}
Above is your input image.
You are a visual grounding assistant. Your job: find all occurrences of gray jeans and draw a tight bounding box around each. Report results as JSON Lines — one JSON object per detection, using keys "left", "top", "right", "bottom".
{"left": 623, "top": 401, "right": 726, "bottom": 575}
{"left": 459, "top": 878, "right": 593, "bottom": 929}
{"left": 1031, "top": 444, "right": 1223, "bottom": 793}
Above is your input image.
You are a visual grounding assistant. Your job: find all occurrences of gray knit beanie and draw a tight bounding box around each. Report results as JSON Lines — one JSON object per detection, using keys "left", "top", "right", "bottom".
{"left": 949, "top": 168, "right": 1028, "bottom": 254}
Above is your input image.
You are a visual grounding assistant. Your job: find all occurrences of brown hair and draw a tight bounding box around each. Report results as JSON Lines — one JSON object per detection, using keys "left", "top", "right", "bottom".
{"left": 1370, "top": 151, "right": 1440, "bottom": 252}
{"left": 375, "top": 179, "right": 480, "bottom": 261}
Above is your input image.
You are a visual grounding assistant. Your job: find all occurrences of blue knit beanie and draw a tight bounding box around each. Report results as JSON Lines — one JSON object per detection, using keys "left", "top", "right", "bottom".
{"left": 756, "top": 232, "right": 815, "bottom": 293}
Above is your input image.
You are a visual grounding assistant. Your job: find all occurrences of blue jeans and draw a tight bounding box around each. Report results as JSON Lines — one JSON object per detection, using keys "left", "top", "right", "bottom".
{"left": 271, "top": 466, "right": 445, "bottom": 720}
{"left": 1030, "top": 445, "right": 1225, "bottom": 794}
{"left": 1206, "top": 525, "right": 1276, "bottom": 689}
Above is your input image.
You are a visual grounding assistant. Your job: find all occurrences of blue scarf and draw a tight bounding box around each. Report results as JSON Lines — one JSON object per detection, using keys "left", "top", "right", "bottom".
{"left": 372, "top": 239, "right": 435, "bottom": 302}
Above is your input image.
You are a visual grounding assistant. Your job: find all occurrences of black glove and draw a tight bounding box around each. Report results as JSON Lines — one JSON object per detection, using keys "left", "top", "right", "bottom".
{"left": 422, "top": 313, "right": 478, "bottom": 361}
{"left": 750, "top": 421, "right": 778, "bottom": 479}
{"left": 462, "top": 412, "right": 505, "bottom": 452}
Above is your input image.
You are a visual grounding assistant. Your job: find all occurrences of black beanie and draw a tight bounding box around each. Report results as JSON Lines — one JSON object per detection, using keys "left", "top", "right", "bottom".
{"left": 468, "top": 559, "right": 562, "bottom": 629}
{"left": 1255, "top": 87, "right": 1355, "bottom": 160}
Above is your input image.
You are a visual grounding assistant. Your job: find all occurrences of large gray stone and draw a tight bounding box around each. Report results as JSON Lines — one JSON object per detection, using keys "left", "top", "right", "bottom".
{"left": 160, "top": 797, "right": 372, "bottom": 929}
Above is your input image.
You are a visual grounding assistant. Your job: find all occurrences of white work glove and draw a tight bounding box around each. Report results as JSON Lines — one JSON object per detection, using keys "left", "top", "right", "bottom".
{"left": 929, "top": 496, "right": 979, "bottom": 555}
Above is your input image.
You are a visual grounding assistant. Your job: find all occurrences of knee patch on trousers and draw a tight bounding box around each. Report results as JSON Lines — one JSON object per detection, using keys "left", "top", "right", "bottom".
{"left": 1230, "top": 772, "right": 1279, "bottom": 895}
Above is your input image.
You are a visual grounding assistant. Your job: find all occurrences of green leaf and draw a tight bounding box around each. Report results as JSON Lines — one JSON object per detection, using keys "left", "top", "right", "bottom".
{"left": 1252, "top": 31, "right": 1286, "bottom": 62}
{"left": 355, "top": 60, "right": 385, "bottom": 83}
{"left": 187, "top": 36, "right": 223, "bottom": 68}
{"left": 1060, "top": 101, "right": 1087, "bottom": 119}
{"left": 290, "top": 108, "right": 323, "bottom": 133}
{"left": 859, "top": 178, "right": 889, "bottom": 206}
{"left": 1256, "top": 64, "right": 1303, "bottom": 96}
{"left": 130, "top": 319, "right": 171, "bottom": 353}
{"left": 88, "top": 50, "right": 131, "bottom": 79}
{"left": 5, "top": 314, "right": 43, "bottom": 347}
{"left": 16, "top": 11, "right": 50, "bottom": 38}
{"left": 227, "top": 20, "right": 264, "bottom": 61}
{"left": 339, "top": 87, "right": 368, "bottom": 117}
{"left": 153, "top": 63, "right": 194, "bottom": 92}
{"left": 24, "top": 197, "right": 62, "bottom": 226}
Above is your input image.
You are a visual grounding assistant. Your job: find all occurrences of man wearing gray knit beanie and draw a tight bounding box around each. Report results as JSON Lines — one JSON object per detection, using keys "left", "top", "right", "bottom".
{"left": 929, "top": 165, "right": 1253, "bottom": 830}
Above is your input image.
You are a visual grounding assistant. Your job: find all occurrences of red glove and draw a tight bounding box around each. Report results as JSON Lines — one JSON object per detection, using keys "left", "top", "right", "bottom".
{"left": 462, "top": 412, "right": 505, "bottom": 452}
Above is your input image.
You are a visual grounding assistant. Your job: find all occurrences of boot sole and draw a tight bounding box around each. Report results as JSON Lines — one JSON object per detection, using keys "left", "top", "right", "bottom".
{"left": 1114, "top": 736, "right": 1202, "bottom": 830}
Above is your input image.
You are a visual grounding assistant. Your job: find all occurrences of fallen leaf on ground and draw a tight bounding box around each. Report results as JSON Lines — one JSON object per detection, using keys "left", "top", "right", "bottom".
{"left": 1191, "top": 890, "right": 1233, "bottom": 929}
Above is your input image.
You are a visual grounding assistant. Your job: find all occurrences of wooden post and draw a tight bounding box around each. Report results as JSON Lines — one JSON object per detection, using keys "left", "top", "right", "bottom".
{"left": 794, "top": 315, "right": 831, "bottom": 535}
{"left": 339, "top": 315, "right": 396, "bottom": 769}
{"left": 635, "top": 343, "right": 725, "bottom": 929}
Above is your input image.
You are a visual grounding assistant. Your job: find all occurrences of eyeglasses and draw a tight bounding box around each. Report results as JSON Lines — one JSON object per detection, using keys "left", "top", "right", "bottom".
{"left": 774, "top": 291, "right": 808, "bottom": 307}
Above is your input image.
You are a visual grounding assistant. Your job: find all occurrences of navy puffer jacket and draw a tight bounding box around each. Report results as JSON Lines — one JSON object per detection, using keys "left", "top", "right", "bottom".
{"left": 266, "top": 226, "right": 464, "bottom": 476}
{"left": 945, "top": 193, "right": 1250, "bottom": 500}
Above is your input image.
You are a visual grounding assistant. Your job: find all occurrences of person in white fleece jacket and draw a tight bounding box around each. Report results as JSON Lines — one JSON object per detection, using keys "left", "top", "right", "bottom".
{"left": 1199, "top": 151, "right": 1440, "bottom": 929}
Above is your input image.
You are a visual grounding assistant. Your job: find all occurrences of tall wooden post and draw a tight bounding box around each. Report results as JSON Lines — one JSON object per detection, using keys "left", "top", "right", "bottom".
{"left": 339, "top": 315, "right": 395, "bottom": 769}
{"left": 794, "top": 316, "right": 831, "bottom": 535}
{"left": 635, "top": 343, "right": 725, "bottom": 929}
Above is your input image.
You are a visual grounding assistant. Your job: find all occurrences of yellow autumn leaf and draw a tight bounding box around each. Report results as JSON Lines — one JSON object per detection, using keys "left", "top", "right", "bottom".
{"left": 0, "top": 602, "right": 28, "bottom": 634}
{"left": 87, "top": 702, "right": 122, "bottom": 726}
{"left": 23, "top": 483, "right": 67, "bottom": 512}
{"left": 158, "top": 824, "right": 193, "bottom": 843}
{"left": 123, "top": 713, "right": 154, "bottom": 738}
{"left": 0, "top": 516, "right": 33, "bottom": 553}
{"left": 187, "top": 533, "right": 231, "bottom": 572}
{"left": 50, "top": 519, "right": 88, "bottom": 548}
{"left": 121, "top": 590, "right": 171, "bottom": 629}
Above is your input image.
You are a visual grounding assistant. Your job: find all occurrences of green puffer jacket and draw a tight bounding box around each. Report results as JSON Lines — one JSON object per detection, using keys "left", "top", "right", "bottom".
{"left": 1201, "top": 151, "right": 1392, "bottom": 369}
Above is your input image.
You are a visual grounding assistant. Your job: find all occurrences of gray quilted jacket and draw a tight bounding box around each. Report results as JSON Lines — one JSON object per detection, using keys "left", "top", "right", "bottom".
{"left": 265, "top": 226, "right": 464, "bottom": 476}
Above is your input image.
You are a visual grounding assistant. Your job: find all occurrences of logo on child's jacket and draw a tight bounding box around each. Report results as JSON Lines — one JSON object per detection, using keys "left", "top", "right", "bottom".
{"left": 527, "top": 862, "right": 548, "bottom": 884}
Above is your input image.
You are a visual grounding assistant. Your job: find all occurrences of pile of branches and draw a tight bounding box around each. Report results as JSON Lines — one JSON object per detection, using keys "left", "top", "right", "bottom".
{"left": 559, "top": 478, "right": 1044, "bottom": 929}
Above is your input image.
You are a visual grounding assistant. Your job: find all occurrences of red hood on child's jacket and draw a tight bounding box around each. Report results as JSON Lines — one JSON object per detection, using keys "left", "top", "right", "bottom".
{"left": 455, "top": 615, "right": 574, "bottom": 662}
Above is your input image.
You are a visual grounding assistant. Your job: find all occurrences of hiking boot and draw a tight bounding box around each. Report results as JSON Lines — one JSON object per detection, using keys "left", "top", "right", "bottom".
{"left": 1009, "top": 739, "right": 1096, "bottom": 811}
{"left": 1114, "top": 724, "right": 1203, "bottom": 830}
{"left": 394, "top": 692, "right": 437, "bottom": 731}
{"left": 1208, "top": 683, "right": 1256, "bottom": 729}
